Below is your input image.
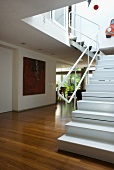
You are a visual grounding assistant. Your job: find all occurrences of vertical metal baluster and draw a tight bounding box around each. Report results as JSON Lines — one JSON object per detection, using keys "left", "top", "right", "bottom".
{"left": 74, "top": 67, "right": 77, "bottom": 110}
{"left": 87, "top": 48, "right": 90, "bottom": 84}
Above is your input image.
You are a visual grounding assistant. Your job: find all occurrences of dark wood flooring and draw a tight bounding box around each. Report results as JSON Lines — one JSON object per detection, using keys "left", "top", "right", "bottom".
{"left": 0, "top": 101, "right": 114, "bottom": 170}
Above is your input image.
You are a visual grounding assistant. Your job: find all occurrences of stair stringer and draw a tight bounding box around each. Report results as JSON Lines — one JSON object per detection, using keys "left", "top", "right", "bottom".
{"left": 70, "top": 39, "right": 95, "bottom": 58}
{"left": 70, "top": 38, "right": 102, "bottom": 59}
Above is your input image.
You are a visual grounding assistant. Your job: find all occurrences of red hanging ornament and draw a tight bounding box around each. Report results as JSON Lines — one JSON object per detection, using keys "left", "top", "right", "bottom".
{"left": 94, "top": 5, "right": 99, "bottom": 10}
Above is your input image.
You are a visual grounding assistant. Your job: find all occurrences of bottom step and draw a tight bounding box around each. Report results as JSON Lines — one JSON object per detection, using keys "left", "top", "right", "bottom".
{"left": 58, "top": 135, "right": 114, "bottom": 164}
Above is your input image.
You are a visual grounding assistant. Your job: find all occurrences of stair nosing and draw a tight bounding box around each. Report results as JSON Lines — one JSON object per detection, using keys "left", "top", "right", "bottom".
{"left": 66, "top": 121, "right": 114, "bottom": 133}
{"left": 72, "top": 110, "right": 114, "bottom": 116}
{"left": 78, "top": 100, "right": 114, "bottom": 104}
{"left": 58, "top": 135, "right": 114, "bottom": 152}
{"left": 86, "top": 84, "right": 114, "bottom": 85}
{"left": 82, "top": 92, "right": 114, "bottom": 94}
{"left": 98, "top": 59, "right": 114, "bottom": 61}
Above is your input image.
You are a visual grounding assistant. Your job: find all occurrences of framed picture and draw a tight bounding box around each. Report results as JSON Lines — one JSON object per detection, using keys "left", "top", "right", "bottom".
{"left": 23, "top": 57, "right": 45, "bottom": 95}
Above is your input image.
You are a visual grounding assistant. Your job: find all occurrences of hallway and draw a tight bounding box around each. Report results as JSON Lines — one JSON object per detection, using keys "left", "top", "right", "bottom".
{"left": 0, "top": 101, "right": 113, "bottom": 170}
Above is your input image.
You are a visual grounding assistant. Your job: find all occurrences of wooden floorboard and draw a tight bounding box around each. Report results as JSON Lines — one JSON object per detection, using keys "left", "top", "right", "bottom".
{"left": 0, "top": 101, "right": 113, "bottom": 170}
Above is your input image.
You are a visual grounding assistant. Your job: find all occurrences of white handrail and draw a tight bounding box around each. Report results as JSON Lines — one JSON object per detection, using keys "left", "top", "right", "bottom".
{"left": 69, "top": 11, "right": 100, "bottom": 46}
{"left": 71, "top": 12, "right": 100, "bottom": 30}
{"left": 58, "top": 12, "right": 100, "bottom": 104}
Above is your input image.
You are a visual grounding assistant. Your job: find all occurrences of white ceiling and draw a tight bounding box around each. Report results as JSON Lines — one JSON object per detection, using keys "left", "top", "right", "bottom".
{"left": 1, "top": 0, "right": 112, "bottom": 68}
{"left": 0, "top": 0, "right": 87, "bottom": 67}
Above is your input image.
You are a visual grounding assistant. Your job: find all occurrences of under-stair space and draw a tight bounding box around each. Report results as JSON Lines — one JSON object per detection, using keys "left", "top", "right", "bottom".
{"left": 58, "top": 55, "right": 114, "bottom": 164}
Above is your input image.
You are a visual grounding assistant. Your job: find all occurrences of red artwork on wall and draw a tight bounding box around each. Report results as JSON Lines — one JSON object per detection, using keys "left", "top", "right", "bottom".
{"left": 23, "top": 57, "right": 45, "bottom": 95}
{"left": 105, "top": 19, "right": 114, "bottom": 38}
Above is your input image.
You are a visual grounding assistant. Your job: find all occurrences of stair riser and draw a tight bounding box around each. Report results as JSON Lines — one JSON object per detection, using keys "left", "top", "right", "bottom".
{"left": 99, "top": 55, "right": 114, "bottom": 60}
{"left": 90, "top": 80, "right": 114, "bottom": 84}
{"left": 90, "top": 77, "right": 114, "bottom": 80}
{"left": 77, "top": 101, "right": 114, "bottom": 113}
{"left": 66, "top": 126, "right": 114, "bottom": 142}
{"left": 58, "top": 141, "right": 114, "bottom": 164}
{"left": 96, "top": 67, "right": 114, "bottom": 71}
{"left": 96, "top": 65, "right": 114, "bottom": 69}
{"left": 82, "top": 96, "right": 114, "bottom": 102}
{"left": 98, "top": 60, "right": 114, "bottom": 65}
{"left": 86, "top": 85, "right": 114, "bottom": 92}
{"left": 93, "top": 71, "right": 114, "bottom": 77}
{"left": 72, "top": 115, "right": 114, "bottom": 123}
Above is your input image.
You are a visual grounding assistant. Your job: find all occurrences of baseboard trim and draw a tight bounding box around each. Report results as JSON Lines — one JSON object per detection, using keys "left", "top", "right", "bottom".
{"left": 13, "top": 103, "right": 56, "bottom": 112}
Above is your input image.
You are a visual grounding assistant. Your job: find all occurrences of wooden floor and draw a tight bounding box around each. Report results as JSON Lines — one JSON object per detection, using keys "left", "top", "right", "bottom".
{"left": 0, "top": 101, "right": 113, "bottom": 170}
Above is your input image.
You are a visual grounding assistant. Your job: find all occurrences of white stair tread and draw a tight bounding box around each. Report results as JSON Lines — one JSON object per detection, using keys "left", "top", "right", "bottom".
{"left": 95, "top": 69, "right": 114, "bottom": 72}
{"left": 91, "top": 80, "right": 114, "bottom": 81}
{"left": 87, "top": 84, "right": 114, "bottom": 85}
{"left": 82, "top": 91, "right": 114, "bottom": 95}
{"left": 91, "top": 76, "right": 114, "bottom": 79}
{"left": 98, "top": 60, "right": 114, "bottom": 65}
{"left": 98, "top": 59, "right": 114, "bottom": 62}
{"left": 58, "top": 135, "right": 114, "bottom": 152}
{"left": 93, "top": 75, "right": 114, "bottom": 78}
{"left": 99, "top": 55, "right": 114, "bottom": 58}
{"left": 78, "top": 100, "right": 114, "bottom": 105}
{"left": 86, "top": 84, "right": 114, "bottom": 90}
{"left": 72, "top": 110, "right": 114, "bottom": 118}
{"left": 96, "top": 66, "right": 114, "bottom": 69}
{"left": 66, "top": 121, "right": 114, "bottom": 132}
{"left": 92, "top": 79, "right": 114, "bottom": 83}
{"left": 99, "top": 59, "right": 114, "bottom": 61}
{"left": 90, "top": 80, "right": 114, "bottom": 84}
{"left": 82, "top": 91, "right": 114, "bottom": 97}
{"left": 96, "top": 64, "right": 114, "bottom": 68}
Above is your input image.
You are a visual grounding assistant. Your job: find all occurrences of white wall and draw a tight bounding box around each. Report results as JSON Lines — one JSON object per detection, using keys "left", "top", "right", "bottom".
{"left": 18, "top": 48, "right": 56, "bottom": 111}
{"left": 0, "top": 47, "right": 13, "bottom": 113}
{"left": 76, "top": 0, "right": 114, "bottom": 48}
{"left": 0, "top": 41, "right": 56, "bottom": 112}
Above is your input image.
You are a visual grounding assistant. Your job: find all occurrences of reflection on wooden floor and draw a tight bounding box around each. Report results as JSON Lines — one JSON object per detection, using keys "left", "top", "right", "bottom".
{"left": 0, "top": 101, "right": 113, "bottom": 170}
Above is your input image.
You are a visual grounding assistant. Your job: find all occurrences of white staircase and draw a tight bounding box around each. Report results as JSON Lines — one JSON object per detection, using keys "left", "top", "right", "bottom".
{"left": 58, "top": 55, "right": 114, "bottom": 164}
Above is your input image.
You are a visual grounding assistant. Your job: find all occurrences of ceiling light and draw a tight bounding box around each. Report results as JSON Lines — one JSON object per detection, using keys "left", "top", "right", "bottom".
{"left": 20, "top": 42, "right": 26, "bottom": 45}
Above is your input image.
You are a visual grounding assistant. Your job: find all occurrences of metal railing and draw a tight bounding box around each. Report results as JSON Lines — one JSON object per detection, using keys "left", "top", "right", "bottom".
{"left": 58, "top": 12, "right": 100, "bottom": 109}
{"left": 70, "top": 12, "right": 100, "bottom": 50}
